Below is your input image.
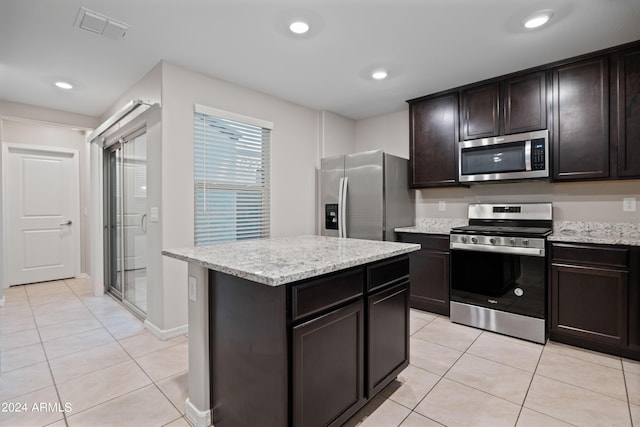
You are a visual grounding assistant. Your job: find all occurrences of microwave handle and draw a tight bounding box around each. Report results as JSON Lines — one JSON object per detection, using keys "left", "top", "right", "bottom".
{"left": 525, "top": 140, "right": 532, "bottom": 171}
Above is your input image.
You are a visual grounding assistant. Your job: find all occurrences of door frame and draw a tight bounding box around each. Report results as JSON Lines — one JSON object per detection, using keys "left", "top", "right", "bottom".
{"left": 103, "top": 125, "right": 148, "bottom": 318}
{"left": 1, "top": 142, "right": 81, "bottom": 288}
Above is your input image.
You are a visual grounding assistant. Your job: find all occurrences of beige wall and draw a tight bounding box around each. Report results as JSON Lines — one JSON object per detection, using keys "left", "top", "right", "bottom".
{"left": 101, "top": 61, "right": 327, "bottom": 334}
{"left": 319, "top": 110, "right": 356, "bottom": 159}
{"left": 355, "top": 109, "right": 409, "bottom": 158}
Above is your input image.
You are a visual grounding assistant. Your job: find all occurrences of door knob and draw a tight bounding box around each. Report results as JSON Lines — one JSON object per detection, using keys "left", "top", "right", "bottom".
{"left": 59, "top": 220, "right": 72, "bottom": 226}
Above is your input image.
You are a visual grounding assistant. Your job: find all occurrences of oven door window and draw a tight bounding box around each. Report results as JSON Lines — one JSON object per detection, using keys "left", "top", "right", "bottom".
{"left": 450, "top": 250, "right": 545, "bottom": 318}
{"left": 461, "top": 141, "right": 526, "bottom": 175}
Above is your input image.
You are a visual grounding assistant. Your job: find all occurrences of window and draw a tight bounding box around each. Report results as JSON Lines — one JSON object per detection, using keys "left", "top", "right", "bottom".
{"left": 193, "top": 105, "right": 272, "bottom": 246}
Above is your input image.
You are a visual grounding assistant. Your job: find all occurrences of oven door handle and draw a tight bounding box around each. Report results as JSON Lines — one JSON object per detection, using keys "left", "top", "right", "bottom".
{"left": 450, "top": 242, "right": 545, "bottom": 257}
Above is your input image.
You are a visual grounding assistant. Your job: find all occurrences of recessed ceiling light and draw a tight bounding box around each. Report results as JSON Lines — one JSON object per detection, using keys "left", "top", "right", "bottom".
{"left": 55, "top": 81, "right": 73, "bottom": 90}
{"left": 371, "top": 69, "right": 389, "bottom": 80}
{"left": 289, "top": 21, "right": 309, "bottom": 34}
{"left": 523, "top": 11, "right": 553, "bottom": 29}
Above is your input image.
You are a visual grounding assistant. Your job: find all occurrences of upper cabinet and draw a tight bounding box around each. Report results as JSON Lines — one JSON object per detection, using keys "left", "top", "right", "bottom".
{"left": 408, "top": 93, "right": 459, "bottom": 188}
{"left": 460, "top": 71, "right": 547, "bottom": 140}
{"left": 552, "top": 56, "right": 610, "bottom": 181}
{"left": 408, "top": 40, "right": 640, "bottom": 188}
{"left": 503, "top": 71, "right": 548, "bottom": 134}
{"left": 611, "top": 46, "right": 640, "bottom": 178}
{"left": 460, "top": 83, "right": 499, "bottom": 140}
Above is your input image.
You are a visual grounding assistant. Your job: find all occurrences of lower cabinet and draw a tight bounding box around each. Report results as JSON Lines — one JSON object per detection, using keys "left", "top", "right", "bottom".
{"left": 368, "top": 281, "right": 409, "bottom": 397}
{"left": 549, "top": 242, "right": 639, "bottom": 360}
{"left": 292, "top": 301, "right": 365, "bottom": 427}
{"left": 291, "top": 256, "right": 410, "bottom": 427}
{"left": 396, "top": 232, "right": 450, "bottom": 315}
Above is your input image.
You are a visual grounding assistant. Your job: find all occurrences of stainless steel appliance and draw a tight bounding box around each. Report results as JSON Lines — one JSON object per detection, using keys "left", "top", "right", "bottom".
{"left": 458, "top": 130, "right": 549, "bottom": 183}
{"left": 320, "top": 150, "right": 414, "bottom": 241}
{"left": 449, "top": 203, "right": 552, "bottom": 344}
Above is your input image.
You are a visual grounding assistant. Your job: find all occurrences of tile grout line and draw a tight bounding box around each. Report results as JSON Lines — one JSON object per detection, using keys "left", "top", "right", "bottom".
{"left": 622, "top": 367, "right": 635, "bottom": 427}
{"left": 26, "top": 280, "right": 72, "bottom": 427}
{"left": 65, "top": 280, "right": 190, "bottom": 419}
{"left": 513, "top": 337, "right": 547, "bottom": 427}
{"left": 406, "top": 328, "right": 485, "bottom": 425}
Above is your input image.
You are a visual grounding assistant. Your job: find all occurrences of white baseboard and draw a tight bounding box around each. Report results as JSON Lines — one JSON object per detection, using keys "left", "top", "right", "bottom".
{"left": 185, "top": 398, "right": 211, "bottom": 427}
{"left": 76, "top": 273, "right": 91, "bottom": 279}
{"left": 0, "top": 296, "right": 5, "bottom": 307}
{"left": 144, "top": 319, "right": 188, "bottom": 340}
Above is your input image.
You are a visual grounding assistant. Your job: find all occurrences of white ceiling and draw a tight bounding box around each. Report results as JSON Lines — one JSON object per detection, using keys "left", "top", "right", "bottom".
{"left": 2, "top": 0, "right": 640, "bottom": 121}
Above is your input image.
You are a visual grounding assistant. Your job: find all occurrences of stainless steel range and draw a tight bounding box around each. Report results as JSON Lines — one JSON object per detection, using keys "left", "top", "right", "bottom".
{"left": 449, "top": 203, "right": 552, "bottom": 344}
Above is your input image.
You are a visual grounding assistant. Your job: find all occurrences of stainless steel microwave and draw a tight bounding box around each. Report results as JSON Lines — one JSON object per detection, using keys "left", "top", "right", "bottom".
{"left": 458, "top": 130, "right": 549, "bottom": 183}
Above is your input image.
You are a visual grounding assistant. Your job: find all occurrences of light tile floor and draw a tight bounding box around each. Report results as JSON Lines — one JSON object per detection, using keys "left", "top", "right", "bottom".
{"left": 1, "top": 279, "right": 638, "bottom": 426}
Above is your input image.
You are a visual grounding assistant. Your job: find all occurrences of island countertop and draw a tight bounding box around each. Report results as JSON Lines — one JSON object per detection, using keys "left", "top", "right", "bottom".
{"left": 162, "top": 235, "right": 420, "bottom": 286}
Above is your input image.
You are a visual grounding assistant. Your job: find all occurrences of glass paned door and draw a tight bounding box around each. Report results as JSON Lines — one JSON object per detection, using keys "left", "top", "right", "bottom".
{"left": 105, "top": 130, "right": 148, "bottom": 317}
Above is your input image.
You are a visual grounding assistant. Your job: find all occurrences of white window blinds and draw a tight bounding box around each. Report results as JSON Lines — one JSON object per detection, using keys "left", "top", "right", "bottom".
{"left": 193, "top": 105, "right": 272, "bottom": 246}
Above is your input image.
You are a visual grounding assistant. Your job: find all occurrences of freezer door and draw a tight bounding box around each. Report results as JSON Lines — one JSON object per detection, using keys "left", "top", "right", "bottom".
{"left": 383, "top": 154, "right": 414, "bottom": 241}
{"left": 320, "top": 155, "right": 345, "bottom": 237}
{"left": 345, "top": 150, "right": 384, "bottom": 240}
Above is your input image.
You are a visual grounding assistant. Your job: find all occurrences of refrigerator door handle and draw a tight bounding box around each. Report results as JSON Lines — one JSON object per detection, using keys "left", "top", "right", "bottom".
{"left": 337, "top": 177, "right": 344, "bottom": 238}
{"left": 341, "top": 177, "right": 348, "bottom": 238}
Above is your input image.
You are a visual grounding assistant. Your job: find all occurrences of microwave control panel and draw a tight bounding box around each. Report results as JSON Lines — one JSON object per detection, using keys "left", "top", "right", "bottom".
{"left": 531, "top": 138, "right": 546, "bottom": 170}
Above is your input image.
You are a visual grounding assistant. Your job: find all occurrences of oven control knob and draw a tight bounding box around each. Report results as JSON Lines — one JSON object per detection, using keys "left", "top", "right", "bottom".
{"left": 471, "top": 237, "right": 478, "bottom": 244}
{"left": 490, "top": 238, "right": 496, "bottom": 244}
{"left": 461, "top": 236, "right": 468, "bottom": 243}
{"left": 523, "top": 239, "right": 529, "bottom": 246}
{"left": 509, "top": 238, "right": 516, "bottom": 245}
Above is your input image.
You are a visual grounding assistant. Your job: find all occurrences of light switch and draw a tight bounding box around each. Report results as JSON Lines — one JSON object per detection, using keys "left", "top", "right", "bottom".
{"left": 438, "top": 201, "right": 446, "bottom": 212}
{"left": 150, "top": 207, "right": 159, "bottom": 222}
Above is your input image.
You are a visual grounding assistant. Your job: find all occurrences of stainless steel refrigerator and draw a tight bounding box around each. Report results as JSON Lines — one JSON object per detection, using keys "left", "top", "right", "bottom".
{"left": 320, "top": 150, "right": 414, "bottom": 241}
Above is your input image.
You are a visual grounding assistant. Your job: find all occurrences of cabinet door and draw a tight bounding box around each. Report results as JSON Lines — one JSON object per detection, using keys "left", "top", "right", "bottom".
{"left": 397, "top": 233, "right": 450, "bottom": 315}
{"left": 409, "top": 249, "right": 450, "bottom": 316}
{"left": 503, "top": 71, "right": 547, "bottom": 134}
{"left": 368, "top": 282, "right": 409, "bottom": 397}
{"left": 628, "top": 248, "right": 640, "bottom": 355}
{"left": 552, "top": 56, "right": 610, "bottom": 180}
{"left": 612, "top": 48, "right": 640, "bottom": 178}
{"left": 409, "top": 93, "right": 459, "bottom": 187}
{"left": 292, "top": 300, "right": 364, "bottom": 427}
{"left": 550, "top": 263, "right": 628, "bottom": 348}
{"left": 461, "top": 83, "right": 500, "bottom": 140}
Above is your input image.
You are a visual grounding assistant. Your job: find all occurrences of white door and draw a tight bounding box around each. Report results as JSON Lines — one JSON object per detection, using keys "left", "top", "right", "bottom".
{"left": 3, "top": 144, "right": 80, "bottom": 286}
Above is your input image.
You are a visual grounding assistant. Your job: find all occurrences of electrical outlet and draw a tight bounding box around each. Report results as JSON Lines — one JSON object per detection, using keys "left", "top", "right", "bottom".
{"left": 623, "top": 197, "right": 637, "bottom": 212}
{"left": 188, "top": 276, "right": 197, "bottom": 302}
{"left": 438, "top": 201, "right": 446, "bottom": 212}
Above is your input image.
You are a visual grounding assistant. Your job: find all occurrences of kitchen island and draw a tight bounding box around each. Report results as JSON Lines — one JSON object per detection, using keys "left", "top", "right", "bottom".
{"left": 163, "top": 235, "right": 420, "bottom": 427}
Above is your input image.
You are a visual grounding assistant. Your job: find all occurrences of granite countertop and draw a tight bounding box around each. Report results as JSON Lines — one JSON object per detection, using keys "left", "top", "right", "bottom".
{"left": 549, "top": 221, "right": 640, "bottom": 246}
{"left": 162, "top": 235, "right": 420, "bottom": 286}
{"left": 395, "top": 218, "right": 468, "bottom": 235}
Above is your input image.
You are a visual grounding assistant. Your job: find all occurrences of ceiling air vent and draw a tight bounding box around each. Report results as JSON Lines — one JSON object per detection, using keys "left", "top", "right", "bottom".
{"left": 74, "top": 7, "right": 129, "bottom": 40}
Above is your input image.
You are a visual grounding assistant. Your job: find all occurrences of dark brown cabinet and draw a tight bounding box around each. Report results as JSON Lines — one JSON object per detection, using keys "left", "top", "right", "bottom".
{"left": 209, "top": 255, "right": 411, "bottom": 427}
{"left": 408, "top": 93, "right": 459, "bottom": 187}
{"left": 293, "top": 300, "right": 365, "bottom": 427}
{"left": 367, "top": 282, "right": 409, "bottom": 397}
{"left": 461, "top": 83, "right": 499, "bottom": 140}
{"left": 409, "top": 40, "right": 640, "bottom": 185}
{"left": 552, "top": 56, "right": 610, "bottom": 180}
{"left": 549, "top": 242, "right": 640, "bottom": 360}
{"left": 291, "top": 256, "right": 410, "bottom": 427}
{"left": 611, "top": 46, "right": 640, "bottom": 178}
{"left": 460, "top": 71, "right": 547, "bottom": 140}
{"left": 503, "top": 71, "right": 547, "bottom": 134}
{"left": 396, "top": 233, "right": 450, "bottom": 315}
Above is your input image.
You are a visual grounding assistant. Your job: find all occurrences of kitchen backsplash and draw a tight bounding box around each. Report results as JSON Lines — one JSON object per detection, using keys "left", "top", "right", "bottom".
{"left": 415, "top": 179, "right": 640, "bottom": 223}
